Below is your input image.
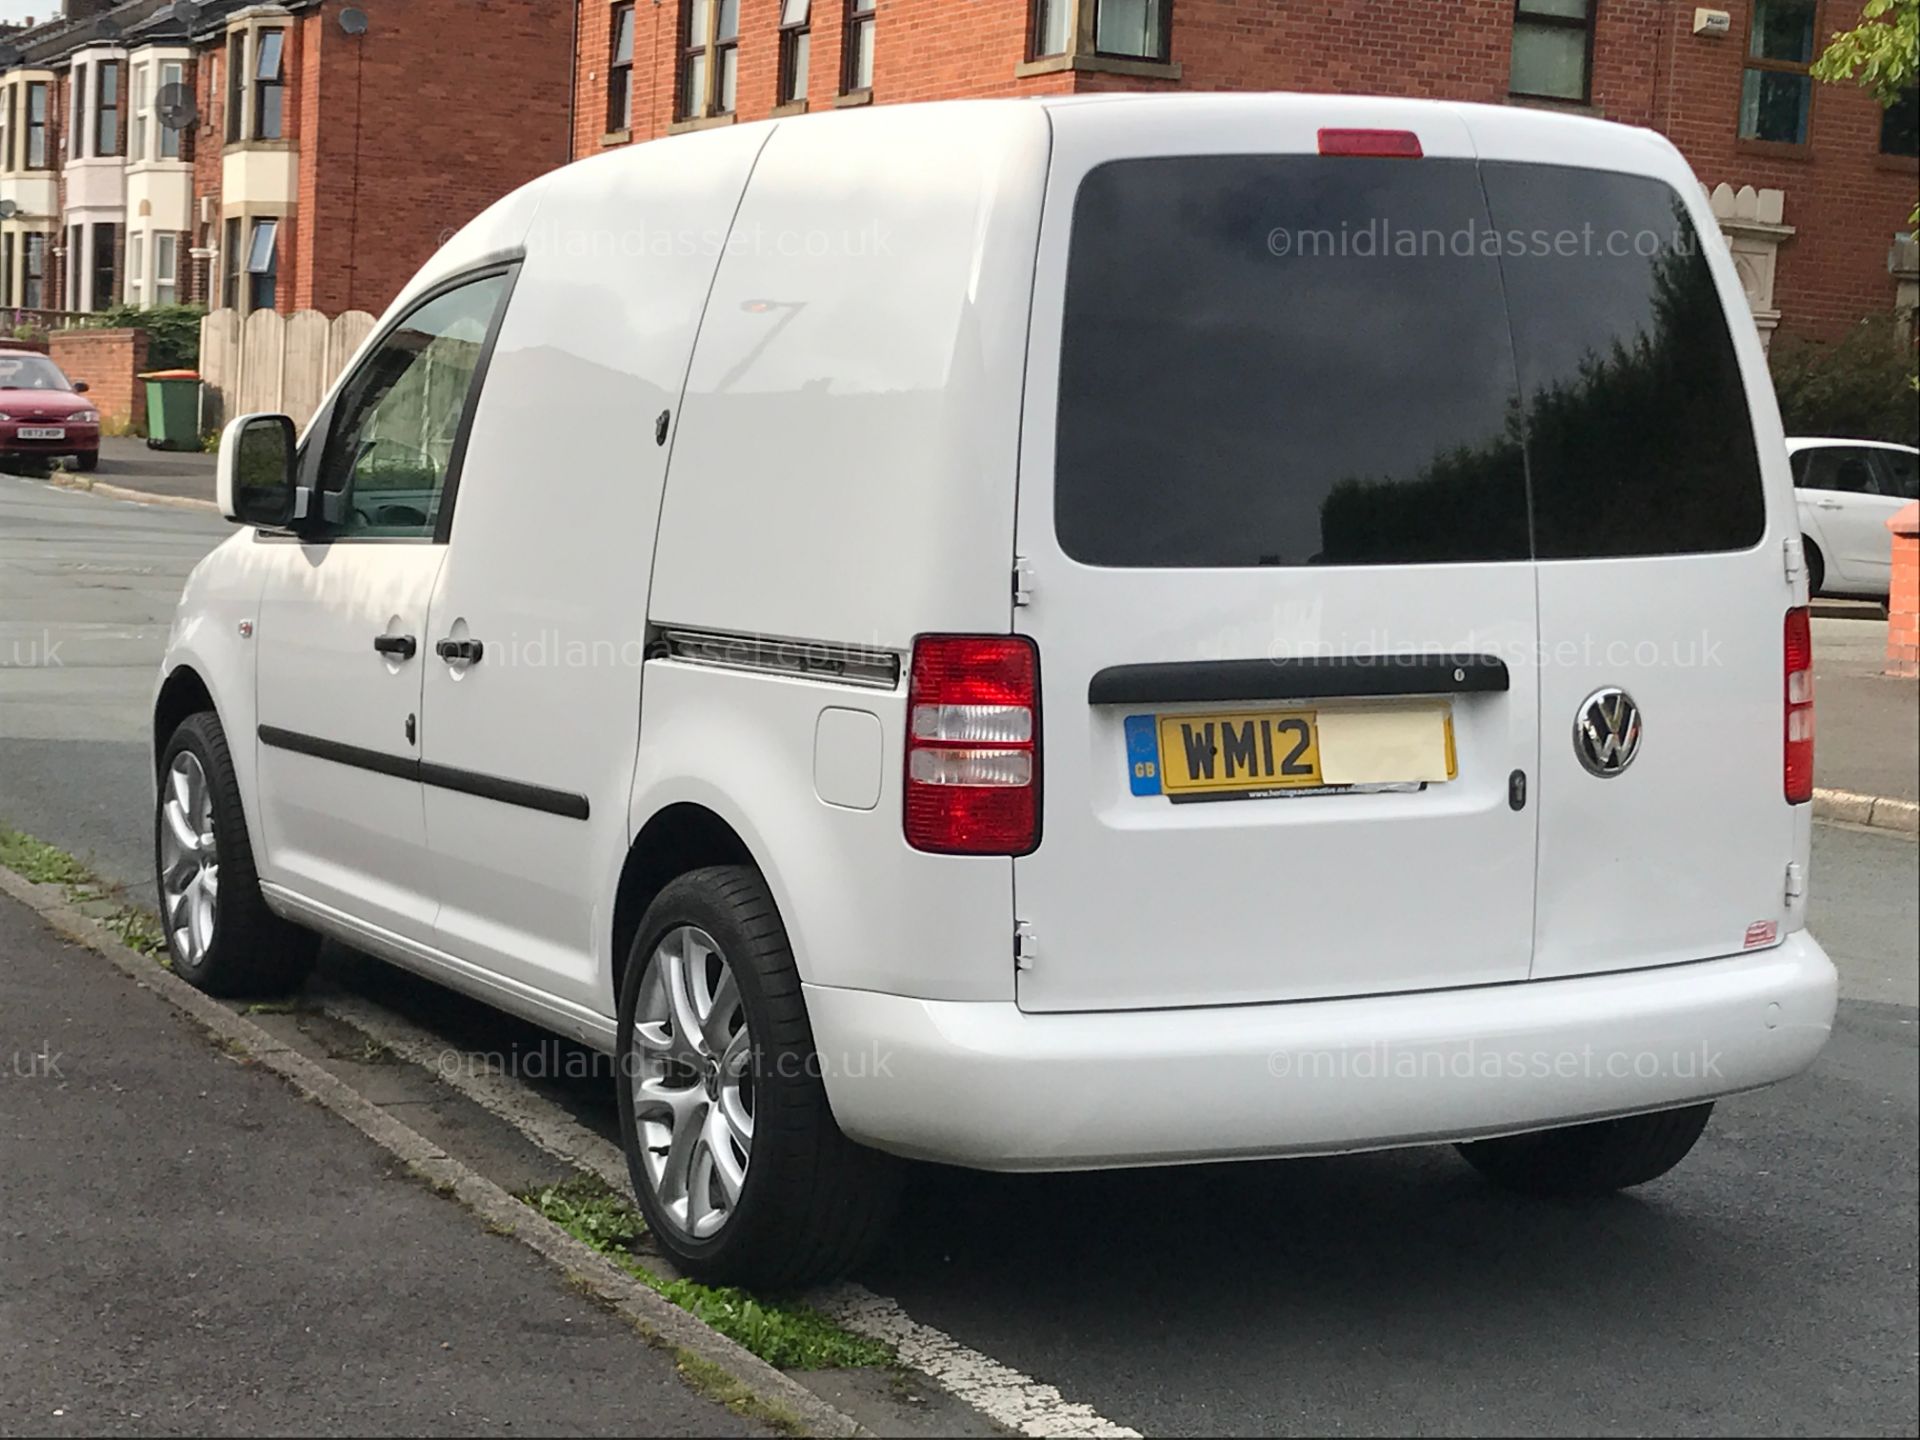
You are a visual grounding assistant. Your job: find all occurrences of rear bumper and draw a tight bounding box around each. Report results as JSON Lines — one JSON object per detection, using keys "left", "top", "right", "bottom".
{"left": 806, "top": 932, "right": 1838, "bottom": 1171}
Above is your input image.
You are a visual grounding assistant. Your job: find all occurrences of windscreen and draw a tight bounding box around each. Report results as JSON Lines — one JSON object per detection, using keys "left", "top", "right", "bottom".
{"left": 1054, "top": 156, "right": 1766, "bottom": 567}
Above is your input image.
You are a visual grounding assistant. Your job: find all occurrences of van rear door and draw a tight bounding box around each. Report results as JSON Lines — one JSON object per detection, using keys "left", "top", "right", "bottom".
{"left": 1464, "top": 129, "right": 1796, "bottom": 979}
{"left": 1012, "top": 103, "right": 1543, "bottom": 1013}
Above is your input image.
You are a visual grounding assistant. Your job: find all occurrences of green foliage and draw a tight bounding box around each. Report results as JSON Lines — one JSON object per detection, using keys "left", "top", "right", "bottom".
{"left": 1770, "top": 316, "right": 1920, "bottom": 445}
{"left": 90, "top": 302, "right": 207, "bottom": 371}
{"left": 520, "top": 1176, "right": 895, "bottom": 1372}
{"left": 1813, "top": 0, "right": 1919, "bottom": 227}
{"left": 0, "top": 828, "right": 91, "bottom": 886}
{"left": 1812, "top": 0, "right": 1919, "bottom": 106}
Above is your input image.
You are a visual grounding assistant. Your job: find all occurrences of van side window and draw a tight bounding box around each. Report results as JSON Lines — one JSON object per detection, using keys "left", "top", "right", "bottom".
{"left": 311, "top": 271, "right": 511, "bottom": 541}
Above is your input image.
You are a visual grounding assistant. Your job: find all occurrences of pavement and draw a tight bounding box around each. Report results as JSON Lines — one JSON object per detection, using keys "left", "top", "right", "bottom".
{"left": 0, "top": 890, "right": 765, "bottom": 1437}
{"left": 1811, "top": 611, "right": 1918, "bottom": 806}
{"left": 3, "top": 472, "right": 1918, "bottom": 1436}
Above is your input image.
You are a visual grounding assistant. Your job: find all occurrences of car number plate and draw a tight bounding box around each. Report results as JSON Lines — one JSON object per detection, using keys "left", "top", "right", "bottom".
{"left": 1127, "top": 709, "right": 1324, "bottom": 799}
{"left": 19, "top": 426, "right": 65, "bottom": 440}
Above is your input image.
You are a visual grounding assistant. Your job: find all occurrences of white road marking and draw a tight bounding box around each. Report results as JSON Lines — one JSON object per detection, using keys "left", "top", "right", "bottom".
{"left": 315, "top": 989, "right": 1142, "bottom": 1440}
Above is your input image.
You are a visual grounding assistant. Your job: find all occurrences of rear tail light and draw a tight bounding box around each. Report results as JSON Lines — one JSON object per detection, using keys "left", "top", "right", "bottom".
{"left": 1318, "top": 128, "right": 1424, "bottom": 158}
{"left": 1784, "top": 606, "right": 1814, "bottom": 804}
{"left": 905, "top": 635, "right": 1040, "bottom": 855}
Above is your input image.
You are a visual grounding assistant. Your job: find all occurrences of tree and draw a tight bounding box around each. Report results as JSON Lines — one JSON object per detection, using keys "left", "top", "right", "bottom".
{"left": 1812, "top": 0, "right": 1918, "bottom": 225}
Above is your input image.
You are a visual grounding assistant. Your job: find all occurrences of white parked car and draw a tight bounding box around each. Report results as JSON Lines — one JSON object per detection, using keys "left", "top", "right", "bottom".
{"left": 1787, "top": 437, "right": 1919, "bottom": 599}
{"left": 155, "top": 95, "right": 1837, "bottom": 1287}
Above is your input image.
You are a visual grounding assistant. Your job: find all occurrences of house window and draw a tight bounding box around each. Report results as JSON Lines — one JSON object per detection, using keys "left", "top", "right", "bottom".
{"left": 155, "top": 233, "right": 178, "bottom": 305}
{"left": 254, "top": 30, "right": 286, "bottom": 140}
{"left": 609, "top": 3, "right": 636, "bottom": 131}
{"left": 678, "top": 0, "right": 739, "bottom": 120}
{"left": 1509, "top": 0, "right": 1594, "bottom": 102}
{"left": 92, "top": 222, "right": 118, "bottom": 310}
{"left": 222, "top": 216, "right": 241, "bottom": 309}
{"left": 1740, "top": 0, "right": 1817, "bottom": 144}
{"left": 226, "top": 32, "right": 245, "bottom": 143}
{"left": 128, "top": 231, "right": 145, "bottom": 306}
{"left": 71, "top": 65, "right": 87, "bottom": 158}
{"left": 131, "top": 64, "right": 148, "bottom": 161}
{"left": 95, "top": 60, "right": 121, "bottom": 157}
{"left": 160, "top": 61, "right": 184, "bottom": 158}
{"left": 1884, "top": 88, "right": 1919, "bottom": 157}
{"left": 67, "top": 224, "right": 82, "bottom": 308}
{"left": 1094, "top": 0, "right": 1168, "bottom": 59}
{"left": 844, "top": 0, "right": 875, "bottom": 92}
{"left": 1, "top": 234, "right": 12, "bottom": 308}
{"left": 23, "top": 232, "right": 45, "bottom": 309}
{"left": 778, "top": 0, "right": 811, "bottom": 104}
{"left": 26, "top": 81, "right": 46, "bottom": 168}
{"left": 1, "top": 88, "right": 10, "bottom": 174}
{"left": 247, "top": 218, "right": 278, "bottom": 312}
{"left": 1032, "top": 0, "right": 1070, "bottom": 57}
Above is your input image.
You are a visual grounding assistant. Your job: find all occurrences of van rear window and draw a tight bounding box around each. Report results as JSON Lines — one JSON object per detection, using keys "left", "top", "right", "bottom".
{"left": 1053, "top": 156, "right": 1765, "bottom": 567}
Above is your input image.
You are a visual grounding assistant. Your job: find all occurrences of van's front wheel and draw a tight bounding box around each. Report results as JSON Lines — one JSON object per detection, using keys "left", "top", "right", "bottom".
{"left": 1456, "top": 1103, "right": 1713, "bottom": 1196}
{"left": 615, "top": 865, "right": 898, "bottom": 1287}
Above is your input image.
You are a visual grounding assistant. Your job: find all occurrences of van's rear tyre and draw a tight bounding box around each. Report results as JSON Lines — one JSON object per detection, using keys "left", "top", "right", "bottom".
{"left": 615, "top": 864, "right": 899, "bottom": 1288}
{"left": 155, "top": 711, "right": 318, "bottom": 997}
{"left": 1456, "top": 1103, "right": 1713, "bottom": 1196}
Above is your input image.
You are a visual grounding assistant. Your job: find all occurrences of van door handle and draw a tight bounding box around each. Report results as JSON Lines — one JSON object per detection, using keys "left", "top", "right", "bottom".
{"left": 373, "top": 634, "right": 418, "bottom": 660}
{"left": 1813, "top": 499, "right": 1843, "bottom": 510}
{"left": 436, "top": 638, "right": 485, "bottom": 665}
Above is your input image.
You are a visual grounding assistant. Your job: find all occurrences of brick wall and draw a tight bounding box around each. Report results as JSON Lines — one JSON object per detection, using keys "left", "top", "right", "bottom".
{"left": 572, "top": 0, "right": 1918, "bottom": 344}
{"left": 296, "top": 0, "right": 573, "bottom": 318}
{"left": 49, "top": 327, "right": 151, "bottom": 433}
{"left": 1889, "top": 503, "right": 1919, "bottom": 679}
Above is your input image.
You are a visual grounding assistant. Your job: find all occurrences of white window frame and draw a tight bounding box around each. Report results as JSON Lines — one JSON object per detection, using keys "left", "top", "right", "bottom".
{"left": 128, "top": 230, "right": 145, "bottom": 306}
{"left": 155, "top": 232, "right": 178, "bottom": 305}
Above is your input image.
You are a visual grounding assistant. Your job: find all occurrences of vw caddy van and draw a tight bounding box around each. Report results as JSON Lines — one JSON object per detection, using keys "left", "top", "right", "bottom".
{"left": 156, "top": 95, "right": 1838, "bottom": 1286}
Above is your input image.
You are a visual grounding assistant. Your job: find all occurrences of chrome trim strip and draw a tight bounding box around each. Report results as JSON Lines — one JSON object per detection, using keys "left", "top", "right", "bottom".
{"left": 655, "top": 627, "right": 903, "bottom": 690}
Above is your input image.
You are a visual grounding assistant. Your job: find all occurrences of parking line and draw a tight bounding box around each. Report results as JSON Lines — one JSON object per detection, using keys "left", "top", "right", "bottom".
{"left": 316, "top": 989, "right": 1142, "bottom": 1440}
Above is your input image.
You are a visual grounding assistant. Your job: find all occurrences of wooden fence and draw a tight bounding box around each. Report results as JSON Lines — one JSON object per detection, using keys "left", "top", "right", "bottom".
{"left": 198, "top": 307, "right": 377, "bottom": 432}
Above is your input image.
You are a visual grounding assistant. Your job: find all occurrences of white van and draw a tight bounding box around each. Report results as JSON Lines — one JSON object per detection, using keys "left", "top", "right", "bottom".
{"left": 156, "top": 94, "right": 1838, "bottom": 1287}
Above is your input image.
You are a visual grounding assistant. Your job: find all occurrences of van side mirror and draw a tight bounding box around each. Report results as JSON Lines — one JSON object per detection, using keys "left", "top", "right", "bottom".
{"left": 71, "top": 380, "right": 90, "bottom": 394}
{"left": 217, "top": 414, "right": 301, "bottom": 528}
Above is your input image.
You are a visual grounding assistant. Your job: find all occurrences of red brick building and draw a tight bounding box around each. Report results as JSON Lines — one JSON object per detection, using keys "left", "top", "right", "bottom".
{"left": 572, "top": 0, "right": 1920, "bottom": 345}
{"left": 2, "top": 0, "right": 571, "bottom": 321}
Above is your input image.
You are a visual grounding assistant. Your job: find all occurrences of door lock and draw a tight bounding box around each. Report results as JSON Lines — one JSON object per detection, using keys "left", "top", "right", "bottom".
{"left": 1508, "top": 769, "right": 1528, "bottom": 811}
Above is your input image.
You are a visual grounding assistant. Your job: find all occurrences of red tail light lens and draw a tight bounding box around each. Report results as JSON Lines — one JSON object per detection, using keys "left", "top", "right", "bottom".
{"left": 905, "top": 635, "right": 1040, "bottom": 855}
{"left": 1784, "top": 606, "right": 1814, "bottom": 804}
{"left": 1318, "top": 128, "right": 1424, "bottom": 158}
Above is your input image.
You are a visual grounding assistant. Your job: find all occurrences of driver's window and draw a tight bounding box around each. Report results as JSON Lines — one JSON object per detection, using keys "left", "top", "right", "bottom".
{"left": 312, "top": 271, "right": 510, "bottom": 540}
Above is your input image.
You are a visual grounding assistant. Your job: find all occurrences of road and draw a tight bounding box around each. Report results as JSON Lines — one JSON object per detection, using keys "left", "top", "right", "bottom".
{"left": 3, "top": 473, "right": 1917, "bottom": 1436}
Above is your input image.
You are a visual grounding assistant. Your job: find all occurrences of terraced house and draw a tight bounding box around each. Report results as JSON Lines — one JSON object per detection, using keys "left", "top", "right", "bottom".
{"left": 572, "top": 0, "right": 1919, "bottom": 345}
{"left": 0, "top": 0, "right": 569, "bottom": 320}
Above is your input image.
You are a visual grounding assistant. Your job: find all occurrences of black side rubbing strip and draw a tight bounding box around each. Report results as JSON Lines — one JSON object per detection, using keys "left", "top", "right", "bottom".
{"left": 417, "top": 761, "right": 590, "bottom": 821}
{"left": 258, "top": 725, "right": 418, "bottom": 782}
{"left": 258, "top": 726, "right": 589, "bottom": 821}
{"left": 1086, "top": 655, "right": 1511, "bottom": 706}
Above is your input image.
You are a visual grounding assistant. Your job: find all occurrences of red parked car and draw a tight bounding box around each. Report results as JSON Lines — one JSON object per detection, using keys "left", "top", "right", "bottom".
{"left": 0, "top": 349, "right": 101, "bottom": 471}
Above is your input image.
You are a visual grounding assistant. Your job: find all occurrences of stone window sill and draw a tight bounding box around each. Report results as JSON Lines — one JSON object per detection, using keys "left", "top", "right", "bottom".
{"left": 769, "top": 100, "right": 810, "bottom": 117}
{"left": 834, "top": 88, "right": 874, "bottom": 109}
{"left": 667, "top": 113, "right": 737, "bottom": 135}
{"left": 1735, "top": 137, "right": 1812, "bottom": 163}
{"left": 600, "top": 129, "right": 631, "bottom": 147}
{"left": 1014, "top": 53, "right": 1181, "bottom": 81}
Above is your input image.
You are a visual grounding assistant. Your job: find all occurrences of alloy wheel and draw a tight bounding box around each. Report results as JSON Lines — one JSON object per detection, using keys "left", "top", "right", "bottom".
{"left": 630, "top": 924, "right": 755, "bottom": 1240}
{"left": 158, "top": 751, "right": 219, "bottom": 966}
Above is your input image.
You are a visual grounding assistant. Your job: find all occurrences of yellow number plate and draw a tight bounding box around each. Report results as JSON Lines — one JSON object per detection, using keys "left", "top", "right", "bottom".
{"left": 1155, "top": 710, "right": 1323, "bottom": 795}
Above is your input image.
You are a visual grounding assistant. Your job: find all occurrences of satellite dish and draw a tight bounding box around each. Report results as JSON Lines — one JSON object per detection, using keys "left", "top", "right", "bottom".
{"left": 0, "top": 200, "right": 17, "bottom": 220}
{"left": 340, "top": 7, "right": 370, "bottom": 34}
{"left": 172, "top": 0, "right": 201, "bottom": 25}
{"left": 156, "top": 83, "right": 198, "bottom": 132}
{"left": 96, "top": 16, "right": 122, "bottom": 39}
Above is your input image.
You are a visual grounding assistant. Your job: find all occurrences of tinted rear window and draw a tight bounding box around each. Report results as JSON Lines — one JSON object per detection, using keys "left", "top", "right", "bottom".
{"left": 1054, "top": 156, "right": 1765, "bottom": 567}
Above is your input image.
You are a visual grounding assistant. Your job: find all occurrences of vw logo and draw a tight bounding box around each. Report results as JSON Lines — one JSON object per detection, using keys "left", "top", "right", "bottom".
{"left": 1574, "top": 687, "right": 1643, "bottom": 778}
